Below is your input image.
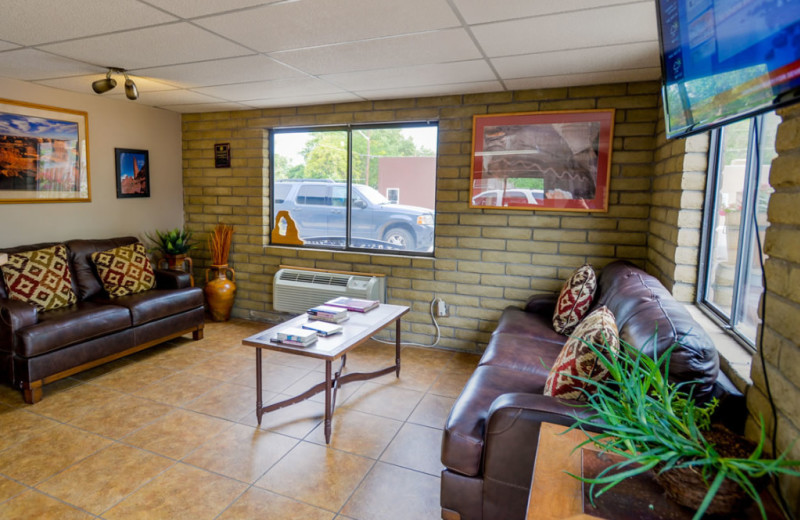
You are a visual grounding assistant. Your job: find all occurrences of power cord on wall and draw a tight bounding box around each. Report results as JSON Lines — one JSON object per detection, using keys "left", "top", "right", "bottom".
{"left": 370, "top": 297, "right": 441, "bottom": 348}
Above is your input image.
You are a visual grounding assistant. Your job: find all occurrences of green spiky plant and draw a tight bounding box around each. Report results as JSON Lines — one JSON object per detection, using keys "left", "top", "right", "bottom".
{"left": 146, "top": 228, "right": 195, "bottom": 256}
{"left": 566, "top": 334, "right": 800, "bottom": 520}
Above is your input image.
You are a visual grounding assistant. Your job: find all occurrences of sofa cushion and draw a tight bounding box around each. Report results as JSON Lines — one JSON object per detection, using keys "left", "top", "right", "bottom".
{"left": 544, "top": 306, "right": 619, "bottom": 401}
{"left": 1, "top": 245, "right": 77, "bottom": 312}
{"left": 96, "top": 287, "right": 203, "bottom": 326}
{"left": 553, "top": 264, "right": 596, "bottom": 335}
{"left": 66, "top": 237, "right": 138, "bottom": 301}
{"left": 17, "top": 301, "right": 132, "bottom": 358}
{"left": 91, "top": 242, "right": 155, "bottom": 298}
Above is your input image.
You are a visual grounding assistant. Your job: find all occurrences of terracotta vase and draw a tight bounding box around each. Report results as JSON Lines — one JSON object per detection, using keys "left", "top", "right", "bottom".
{"left": 204, "top": 264, "right": 236, "bottom": 321}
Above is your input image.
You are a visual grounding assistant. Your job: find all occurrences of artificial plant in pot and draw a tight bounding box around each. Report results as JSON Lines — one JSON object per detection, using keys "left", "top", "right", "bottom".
{"left": 568, "top": 335, "right": 800, "bottom": 520}
{"left": 145, "top": 227, "right": 195, "bottom": 270}
{"left": 204, "top": 223, "right": 235, "bottom": 322}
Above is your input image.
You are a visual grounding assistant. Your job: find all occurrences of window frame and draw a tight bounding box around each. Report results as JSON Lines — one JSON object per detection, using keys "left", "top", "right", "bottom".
{"left": 697, "top": 114, "right": 773, "bottom": 351}
{"left": 269, "top": 121, "right": 438, "bottom": 257}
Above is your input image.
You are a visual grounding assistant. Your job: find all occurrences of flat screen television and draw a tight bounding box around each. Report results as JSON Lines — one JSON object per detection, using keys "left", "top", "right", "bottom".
{"left": 656, "top": 0, "right": 800, "bottom": 139}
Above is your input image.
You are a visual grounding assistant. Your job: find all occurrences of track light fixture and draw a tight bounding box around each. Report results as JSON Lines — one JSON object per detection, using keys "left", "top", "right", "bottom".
{"left": 91, "top": 68, "right": 138, "bottom": 100}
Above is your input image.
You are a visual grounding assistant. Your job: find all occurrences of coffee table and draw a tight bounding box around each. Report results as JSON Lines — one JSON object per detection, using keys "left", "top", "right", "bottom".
{"left": 242, "top": 303, "right": 409, "bottom": 443}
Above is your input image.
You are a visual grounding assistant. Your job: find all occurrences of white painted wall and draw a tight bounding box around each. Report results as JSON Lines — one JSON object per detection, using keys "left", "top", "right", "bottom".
{"left": 0, "top": 77, "right": 183, "bottom": 248}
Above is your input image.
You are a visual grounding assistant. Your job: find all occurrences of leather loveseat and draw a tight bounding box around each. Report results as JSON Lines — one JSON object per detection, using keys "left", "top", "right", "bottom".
{"left": 0, "top": 236, "right": 205, "bottom": 404}
{"left": 440, "top": 260, "right": 743, "bottom": 520}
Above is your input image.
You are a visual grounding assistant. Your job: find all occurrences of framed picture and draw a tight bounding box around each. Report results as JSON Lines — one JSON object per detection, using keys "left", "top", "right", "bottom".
{"left": 0, "top": 98, "right": 90, "bottom": 203}
{"left": 470, "top": 109, "right": 615, "bottom": 212}
{"left": 115, "top": 148, "right": 150, "bottom": 198}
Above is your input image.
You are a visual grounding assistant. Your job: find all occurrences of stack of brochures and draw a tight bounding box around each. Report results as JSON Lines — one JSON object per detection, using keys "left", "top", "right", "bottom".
{"left": 325, "top": 296, "right": 380, "bottom": 313}
{"left": 275, "top": 327, "right": 318, "bottom": 347}
{"left": 307, "top": 304, "right": 349, "bottom": 323}
{"left": 301, "top": 320, "right": 343, "bottom": 337}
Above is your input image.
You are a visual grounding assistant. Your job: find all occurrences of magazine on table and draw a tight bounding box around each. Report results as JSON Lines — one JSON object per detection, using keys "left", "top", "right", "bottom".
{"left": 302, "top": 320, "right": 343, "bottom": 337}
{"left": 324, "top": 296, "right": 380, "bottom": 313}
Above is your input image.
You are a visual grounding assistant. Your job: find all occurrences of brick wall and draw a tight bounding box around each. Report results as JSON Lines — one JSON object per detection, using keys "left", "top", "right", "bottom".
{"left": 182, "top": 82, "right": 661, "bottom": 352}
{"left": 749, "top": 103, "right": 800, "bottom": 513}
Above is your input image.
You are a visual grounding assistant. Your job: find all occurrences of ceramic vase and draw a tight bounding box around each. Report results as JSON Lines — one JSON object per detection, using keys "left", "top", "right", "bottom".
{"left": 204, "top": 264, "right": 236, "bottom": 321}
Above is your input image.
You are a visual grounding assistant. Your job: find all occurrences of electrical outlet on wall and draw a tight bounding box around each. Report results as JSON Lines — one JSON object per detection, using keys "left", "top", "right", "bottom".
{"left": 436, "top": 298, "right": 448, "bottom": 317}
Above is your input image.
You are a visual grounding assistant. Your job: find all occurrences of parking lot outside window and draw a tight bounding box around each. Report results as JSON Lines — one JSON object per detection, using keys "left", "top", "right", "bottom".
{"left": 270, "top": 124, "right": 438, "bottom": 255}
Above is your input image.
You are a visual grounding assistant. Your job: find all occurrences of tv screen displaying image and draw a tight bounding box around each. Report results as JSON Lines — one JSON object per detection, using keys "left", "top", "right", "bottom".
{"left": 657, "top": 0, "right": 800, "bottom": 139}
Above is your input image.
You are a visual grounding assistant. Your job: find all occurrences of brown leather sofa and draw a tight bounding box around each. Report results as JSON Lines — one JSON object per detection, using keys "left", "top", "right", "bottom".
{"left": 0, "top": 236, "right": 205, "bottom": 404}
{"left": 440, "top": 261, "right": 743, "bottom": 520}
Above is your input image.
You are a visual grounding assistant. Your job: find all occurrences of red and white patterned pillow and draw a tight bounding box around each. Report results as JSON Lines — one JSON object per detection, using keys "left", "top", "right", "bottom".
{"left": 544, "top": 306, "right": 619, "bottom": 401}
{"left": 0, "top": 245, "right": 77, "bottom": 312}
{"left": 552, "top": 264, "right": 597, "bottom": 335}
{"left": 91, "top": 242, "right": 155, "bottom": 298}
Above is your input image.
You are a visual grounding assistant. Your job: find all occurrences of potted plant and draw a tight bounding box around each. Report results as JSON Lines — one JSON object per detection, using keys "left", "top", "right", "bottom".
{"left": 146, "top": 227, "right": 195, "bottom": 268}
{"left": 204, "top": 223, "right": 235, "bottom": 321}
{"left": 568, "top": 335, "right": 800, "bottom": 519}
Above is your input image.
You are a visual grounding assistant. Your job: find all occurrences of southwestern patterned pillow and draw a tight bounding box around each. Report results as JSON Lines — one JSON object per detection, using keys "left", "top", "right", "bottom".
{"left": 91, "top": 242, "right": 155, "bottom": 298}
{"left": 552, "top": 264, "right": 597, "bottom": 335}
{"left": 0, "top": 245, "right": 77, "bottom": 312}
{"left": 544, "top": 306, "right": 619, "bottom": 401}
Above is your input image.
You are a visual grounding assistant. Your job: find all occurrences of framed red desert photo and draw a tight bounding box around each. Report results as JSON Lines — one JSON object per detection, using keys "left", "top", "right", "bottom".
{"left": 470, "top": 109, "right": 614, "bottom": 212}
{"left": 115, "top": 148, "right": 150, "bottom": 198}
{"left": 0, "top": 98, "right": 90, "bottom": 203}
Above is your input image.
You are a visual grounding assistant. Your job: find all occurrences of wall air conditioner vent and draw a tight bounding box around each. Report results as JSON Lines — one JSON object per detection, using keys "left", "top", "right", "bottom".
{"left": 273, "top": 267, "right": 386, "bottom": 314}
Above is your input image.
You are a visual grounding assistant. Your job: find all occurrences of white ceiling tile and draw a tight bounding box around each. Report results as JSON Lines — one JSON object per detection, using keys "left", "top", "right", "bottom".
{"left": 158, "top": 102, "right": 251, "bottom": 113}
{"left": 0, "top": 49, "right": 103, "bottom": 81}
{"left": 0, "top": 41, "right": 20, "bottom": 52}
{"left": 39, "top": 23, "right": 252, "bottom": 70}
{"left": 143, "top": 0, "right": 281, "bottom": 18}
{"left": 35, "top": 74, "right": 178, "bottom": 96}
{"left": 492, "top": 42, "right": 659, "bottom": 80}
{"left": 273, "top": 29, "right": 482, "bottom": 76}
{"left": 194, "top": 77, "right": 346, "bottom": 101}
{"left": 196, "top": 0, "right": 460, "bottom": 53}
{"left": 0, "top": 0, "right": 177, "bottom": 46}
{"left": 504, "top": 68, "right": 661, "bottom": 90}
{"left": 241, "top": 92, "right": 364, "bottom": 109}
{"left": 451, "top": 0, "right": 642, "bottom": 24}
{"left": 322, "top": 60, "right": 496, "bottom": 91}
{"left": 119, "top": 89, "right": 227, "bottom": 106}
{"left": 354, "top": 81, "right": 503, "bottom": 101}
{"left": 471, "top": 2, "right": 657, "bottom": 57}
{"left": 134, "top": 55, "right": 306, "bottom": 88}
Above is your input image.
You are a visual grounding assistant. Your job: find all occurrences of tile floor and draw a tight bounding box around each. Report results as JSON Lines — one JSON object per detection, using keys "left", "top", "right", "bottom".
{"left": 0, "top": 319, "right": 480, "bottom": 519}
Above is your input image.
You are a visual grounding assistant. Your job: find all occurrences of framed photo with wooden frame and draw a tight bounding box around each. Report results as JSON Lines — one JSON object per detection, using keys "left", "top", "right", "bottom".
{"left": 470, "top": 109, "right": 614, "bottom": 212}
{"left": 115, "top": 148, "right": 150, "bottom": 198}
{"left": 0, "top": 98, "right": 90, "bottom": 203}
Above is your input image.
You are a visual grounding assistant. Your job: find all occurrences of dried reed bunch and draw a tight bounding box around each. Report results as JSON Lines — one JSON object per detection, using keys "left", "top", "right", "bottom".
{"left": 209, "top": 223, "right": 234, "bottom": 266}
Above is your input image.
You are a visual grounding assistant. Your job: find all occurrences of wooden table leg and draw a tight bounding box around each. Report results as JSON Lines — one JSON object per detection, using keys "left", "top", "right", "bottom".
{"left": 395, "top": 318, "right": 401, "bottom": 377}
{"left": 324, "top": 360, "right": 332, "bottom": 444}
{"left": 256, "top": 348, "right": 263, "bottom": 426}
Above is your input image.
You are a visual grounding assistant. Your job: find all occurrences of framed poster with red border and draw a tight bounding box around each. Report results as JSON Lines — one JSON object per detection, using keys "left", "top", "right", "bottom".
{"left": 469, "top": 109, "right": 614, "bottom": 213}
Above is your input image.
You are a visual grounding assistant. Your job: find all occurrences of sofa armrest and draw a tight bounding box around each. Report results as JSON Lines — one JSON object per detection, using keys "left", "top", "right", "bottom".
{"left": 524, "top": 294, "right": 558, "bottom": 316}
{"left": 154, "top": 269, "right": 193, "bottom": 289}
{"left": 0, "top": 299, "right": 37, "bottom": 352}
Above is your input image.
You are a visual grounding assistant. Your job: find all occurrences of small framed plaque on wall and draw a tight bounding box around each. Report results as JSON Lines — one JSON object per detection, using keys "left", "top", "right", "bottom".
{"left": 215, "top": 143, "right": 231, "bottom": 168}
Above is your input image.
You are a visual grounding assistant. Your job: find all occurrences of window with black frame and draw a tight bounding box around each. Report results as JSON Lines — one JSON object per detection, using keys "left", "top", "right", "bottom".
{"left": 270, "top": 124, "right": 437, "bottom": 255}
{"left": 698, "top": 112, "right": 779, "bottom": 347}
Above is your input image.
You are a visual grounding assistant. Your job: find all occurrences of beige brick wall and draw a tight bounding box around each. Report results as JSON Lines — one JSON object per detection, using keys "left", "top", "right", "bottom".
{"left": 748, "top": 103, "right": 800, "bottom": 513}
{"left": 647, "top": 100, "right": 708, "bottom": 301}
{"left": 182, "top": 82, "right": 660, "bottom": 352}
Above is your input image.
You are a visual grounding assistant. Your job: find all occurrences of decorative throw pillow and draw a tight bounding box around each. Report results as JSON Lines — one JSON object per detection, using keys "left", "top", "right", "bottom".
{"left": 91, "top": 242, "right": 155, "bottom": 298}
{"left": 552, "top": 264, "right": 597, "bottom": 335}
{"left": 544, "top": 306, "right": 619, "bottom": 401}
{"left": 0, "top": 245, "right": 77, "bottom": 312}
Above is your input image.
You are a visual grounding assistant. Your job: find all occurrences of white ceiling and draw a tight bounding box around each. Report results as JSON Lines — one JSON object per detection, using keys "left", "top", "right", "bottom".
{"left": 0, "top": 0, "right": 662, "bottom": 113}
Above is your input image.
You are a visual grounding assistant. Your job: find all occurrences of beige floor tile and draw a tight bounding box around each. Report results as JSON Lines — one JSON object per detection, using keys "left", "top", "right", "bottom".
{"left": 230, "top": 361, "right": 311, "bottom": 392}
{"left": 368, "top": 364, "right": 441, "bottom": 392}
{"left": 340, "top": 462, "right": 440, "bottom": 520}
{"left": 282, "top": 372, "right": 364, "bottom": 405}
{"left": 184, "top": 353, "right": 254, "bottom": 380}
{"left": 103, "top": 462, "right": 246, "bottom": 520}
{"left": 28, "top": 383, "right": 125, "bottom": 423}
{"left": 122, "top": 409, "right": 232, "bottom": 459}
{"left": 408, "top": 393, "right": 456, "bottom": 429}
{"left": 185, "top": 382, "right": 263, "bottom": 421}
{"left": 401, "top": 346, "right": 454, "bottom": 367}
{"left": 139, "top": 344, "right": 217, "bottom": 371}
{"left": 267, "top": 350, "right": 326, "bottom": 370}
{"left": 184, "top": 424, "right": 297, "bottom": 483}
{"left": 0, "top": 407, "right": 60, "bottom": 451}
{"left": 0, "top": 489, "right": 92, "bottom": 520}
{"left": 67, "top": 395, "right": 173, "bottom": 439}
{"left": 306, "top": 408, "right": 402, "bottom": 458}
{"left": 255, "top": 442, "right": 373, "bottom": 512}
{"left": 238, "top": 395, "right": 324, "bottom": 439}
{"left": 36, "top": 444, "right": 173, "bottom": 515}
{"left": 83, "top": 361, "right": 174, "bottom": 393}
{"left": 444, "top": 352, "right": 482, "bottom": 375}
{"left": 193, "top": 336, "right": 241, "bottom": 354}
{"left": 218, "top": 487, "right": 334, "bottom": 520}
{"left": 429, "top": 370, "right": 472, "bottom": 399}
{"left": 0, "top": 424, "right": 111, "bottom": 485}
{"left": 380, "top": 423, "right": 444, "bottom": 476}
{"left": 133, "top": 371, "right": 222, "bottom": 406}
{"left": 0, "top": 474, "right": 27, "bottom": 502}
{"left": 342, "top": 382, "right": 424, "bottom": 421}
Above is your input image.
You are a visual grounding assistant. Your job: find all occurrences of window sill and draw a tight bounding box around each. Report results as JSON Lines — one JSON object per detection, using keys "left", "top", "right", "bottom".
{"left": 686, "top": 305, "right": 753, "bottom": 393}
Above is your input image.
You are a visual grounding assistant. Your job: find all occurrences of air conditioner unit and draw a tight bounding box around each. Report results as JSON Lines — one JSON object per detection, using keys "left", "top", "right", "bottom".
{"left": 273, "top": 267, "right": 386, "bottom": 314}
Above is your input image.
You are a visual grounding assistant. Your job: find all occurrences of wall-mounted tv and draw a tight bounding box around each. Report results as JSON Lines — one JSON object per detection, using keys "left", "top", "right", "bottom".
{"left": 656, "top": 0, "right": 800, "bottom": 139}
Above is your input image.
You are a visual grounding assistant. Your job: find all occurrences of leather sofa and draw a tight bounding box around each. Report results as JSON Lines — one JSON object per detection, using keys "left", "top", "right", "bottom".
{"left": 0, "top": 236, "right": 205, "bottom": 404}
{"left": 440, "top": 260, "right": 743, "bottom": 520}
